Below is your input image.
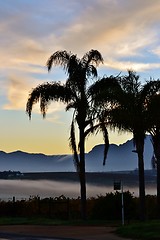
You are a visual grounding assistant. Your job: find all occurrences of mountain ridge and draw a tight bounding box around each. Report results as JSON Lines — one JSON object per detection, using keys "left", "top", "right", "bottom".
{"left": 0, "top": 135, "right": 153, "bottom": 172}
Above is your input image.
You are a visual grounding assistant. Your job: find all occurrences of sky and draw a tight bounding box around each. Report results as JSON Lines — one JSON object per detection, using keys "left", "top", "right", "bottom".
{"left": 0, "top": 0, "right": 160, "bottom": 155}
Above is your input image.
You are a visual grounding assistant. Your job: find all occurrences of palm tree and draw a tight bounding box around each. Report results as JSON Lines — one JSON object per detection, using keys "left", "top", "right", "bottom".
{"left": 26, "top": 49, "right": 118, "bottom": 219}
{"left": 110, "top": 71, "right": 148, "bottom": 220}
{"left": 94, "top": 70, "right": 148, "bottom": 220}
{"left": 143, "top": 79, "right": 160, "bottom": 217}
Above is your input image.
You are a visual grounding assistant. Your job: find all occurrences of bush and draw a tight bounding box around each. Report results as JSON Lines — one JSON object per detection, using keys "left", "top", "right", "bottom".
{"left": 90, "top": 191, "right": 135, "bottom": 220}
{"left": 0, "top": 192, "right": 158, "bottom": 221}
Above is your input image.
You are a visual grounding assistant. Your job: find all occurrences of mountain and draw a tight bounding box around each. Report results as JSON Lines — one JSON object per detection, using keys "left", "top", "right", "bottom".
{"left": 86, "top": 135, "right": 153, "bottom": 171}
{"left": 0, "top": 151, "right": 74, "bottom": 172}
{"left": 0, "top": 135, "right": 154, "bottom": 172}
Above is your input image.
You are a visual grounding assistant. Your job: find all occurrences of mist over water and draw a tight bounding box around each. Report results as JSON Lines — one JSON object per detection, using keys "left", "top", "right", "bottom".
{"left": 0, "top": 179, "right": 157, "bottom": 201}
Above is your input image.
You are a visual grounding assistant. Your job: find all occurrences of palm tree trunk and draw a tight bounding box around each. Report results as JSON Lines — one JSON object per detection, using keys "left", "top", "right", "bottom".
{"left": 79, "top": 126, "right": 87, "bottom": 220}
{"left": 152, "top": 134, "right": 160, "bottom": 218}
{"left": 157, "top": 155, "right": 160, "bottom": 217}
{"left": 136, "top": 138, "right": 146, "bottom": 221}
{"left": 137, "top": 152, "right": 146, "bottom": 221}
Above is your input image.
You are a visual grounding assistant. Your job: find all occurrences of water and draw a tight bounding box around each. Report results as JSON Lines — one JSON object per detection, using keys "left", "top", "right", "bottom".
{"left": 0, "top": 179, "right": 157, "bottom": 201}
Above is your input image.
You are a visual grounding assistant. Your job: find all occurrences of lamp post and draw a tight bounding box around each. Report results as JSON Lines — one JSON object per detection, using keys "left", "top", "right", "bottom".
{"left": 114, "top": 180, "right": 124, "bottom": 225}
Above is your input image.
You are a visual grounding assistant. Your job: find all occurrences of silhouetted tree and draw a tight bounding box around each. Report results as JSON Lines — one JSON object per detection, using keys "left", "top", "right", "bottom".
{"left": 143, "top": 79, "right": 160, "bottom": 217}
{"left": 94, "top": 70, "right": 149, "bottom": 221}
{"left": 26, "top": 49, "right": 118, "bottom": 219}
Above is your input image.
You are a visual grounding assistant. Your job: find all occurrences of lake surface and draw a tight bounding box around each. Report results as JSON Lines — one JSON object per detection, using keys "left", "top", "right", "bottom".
{"left": 0, "top": 179, "right": 157, "bottom": 201}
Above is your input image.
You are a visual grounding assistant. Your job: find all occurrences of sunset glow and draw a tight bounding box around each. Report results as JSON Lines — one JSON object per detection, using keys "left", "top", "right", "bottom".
{"left": 0, "top": 0, "right": 160, "bottom": 154}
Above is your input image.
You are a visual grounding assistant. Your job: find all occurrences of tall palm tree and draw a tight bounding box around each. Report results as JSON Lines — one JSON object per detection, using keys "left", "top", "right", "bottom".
{"left": 94, "top": 70, "right": 148, "bottom": 220}
{"left": 26, "top": 49, "right": 118, "bottom": 219}
{"left": 110, "top": 70, "right": 148, "bottom": 221}
{"left": 143, "top": 79, "right": 160, "bottom": 217}
{"left": 113, "top": 76, "right": 160, "bottom": 220}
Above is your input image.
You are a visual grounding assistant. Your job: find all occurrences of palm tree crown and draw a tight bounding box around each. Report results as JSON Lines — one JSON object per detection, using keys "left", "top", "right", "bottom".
{"left": 26, "top": 50, "right": 107, "bottom": 167}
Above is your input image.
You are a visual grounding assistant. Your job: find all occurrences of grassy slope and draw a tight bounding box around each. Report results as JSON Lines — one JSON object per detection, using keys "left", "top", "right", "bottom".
{"left": 117, "top": 221, "right": 160, "bottom": 240}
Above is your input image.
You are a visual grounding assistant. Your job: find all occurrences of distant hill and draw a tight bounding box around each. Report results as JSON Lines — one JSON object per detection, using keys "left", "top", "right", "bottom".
{"left": 86, "top": 135, "right": 153, "bottom": 171}
{"left": 0, "top": 135, "right": 153, "bottom": 172}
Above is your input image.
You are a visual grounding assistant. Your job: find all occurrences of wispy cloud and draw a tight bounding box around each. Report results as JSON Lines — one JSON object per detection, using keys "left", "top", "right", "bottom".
{"left": 151, "top": 47, "right": 160, "bottom": 57}
{"left": 0, "top": 0, "right": 160, "bottom": 112}
{"left": 3, "top": 74, "right": 66, "bottom": 115}
{"left": 58, "top": 0, "right": 160, "bottom": 55}
{"left": 3, "top": 75, "right": 36, "bottom": 110}
{"left": 104, "top": 60, "right": 160, "bottom": 72}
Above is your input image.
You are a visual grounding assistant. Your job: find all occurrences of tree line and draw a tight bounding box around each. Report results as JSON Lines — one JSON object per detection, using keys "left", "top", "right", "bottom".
{"left": 0, "top": 192, "right": 157, "bottom": 221}
{"left": 26, "top": 49, "right": 160, "bottom": 221}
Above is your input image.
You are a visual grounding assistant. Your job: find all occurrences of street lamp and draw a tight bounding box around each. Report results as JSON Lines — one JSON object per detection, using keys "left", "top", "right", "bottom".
{"left": 114, "top": 181, "right": 124, "bottom": 225}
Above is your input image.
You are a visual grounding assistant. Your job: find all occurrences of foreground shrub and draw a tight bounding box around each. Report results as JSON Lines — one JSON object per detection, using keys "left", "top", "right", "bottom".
{"left": 0, "top": 192, "right": 158, "bottom": 220}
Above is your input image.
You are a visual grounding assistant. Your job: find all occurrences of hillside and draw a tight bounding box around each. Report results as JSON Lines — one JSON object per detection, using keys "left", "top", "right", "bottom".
{"left": 0, "top": 135, "right": 153, "bottom": 172}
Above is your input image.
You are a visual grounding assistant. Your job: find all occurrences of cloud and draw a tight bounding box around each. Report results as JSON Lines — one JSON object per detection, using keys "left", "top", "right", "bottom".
{"left": 3, "top": 75, "right": 35, "bottom": 110}
{"left": 1, "top": 0, "right": 160, "bottom": 61}
{"left": 0, "top": 37, "right": 49, "bottom": 74}
{"left": 57, "top": 0, "right": 160, "bottom": 58}
{"left": 104, "top": 59, "right": 160, "bottom": 72}
{"left": 113, "top": 35, "right": 155, "bottom": 57}
{"left": 1, "top": 0, "right": 160, "bottom": 112}
{"left": 40, "top": 102, "right": 66, "bottom": 122}
{"left": 45, "top": 113, "right": 65, "bottom": 124}
{"left": 151, "top": 47, "right": 160, "bottom": 57}
{"left": 3, "top": 74, "right": 66, "bottom": 120}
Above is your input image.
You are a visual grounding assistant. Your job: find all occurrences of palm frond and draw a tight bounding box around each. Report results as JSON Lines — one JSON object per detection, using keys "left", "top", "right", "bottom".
{"left": 141, "top": 79, "right": 160, "bottom": 101}
{"left": 84, "top": 124, "right": 99, "bottom": 139}
{"left": 46, "top": 50, "right": 72, "bottom": 72}
{"left": 26, "top": 82, "right": 71, "bottom": 118}
{"left": 67, "top": 54, "right": 79, "bottom": 76}
{"left": 100, "top": 121, "right": 109, "bottom": 166}
{"left": 65, "top": 102, "right": 76, "bottom": 111}
{"left": 69, "top": 120, "right": 80, "bottom": 172}
{"left": 76, "top": 50, "right": 104, "bottom": 85}
{"left": 120, "top": 70, "right": 141, "bottom": 94}
{"left": 86, "top": 65, "right": 98, "bottom": 78}
{"left": 84, "top": 120, "right": 109, "bottom": 166}
{"left": 26, "top": 85, "right": 42, "bottom": 119}
{"left": 88, "top": 75, "right": 121, "bottom": 104}
{"left": 82, "top": 49, "right": 103, "bottom": 67}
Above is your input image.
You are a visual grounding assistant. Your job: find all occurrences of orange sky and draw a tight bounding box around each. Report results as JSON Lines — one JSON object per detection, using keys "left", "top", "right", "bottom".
{"left": 0, "top": 0, "right": 160, "bottom": 154}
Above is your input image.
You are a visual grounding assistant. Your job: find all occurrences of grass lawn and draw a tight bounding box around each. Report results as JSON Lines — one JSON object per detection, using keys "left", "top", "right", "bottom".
{"left": 117, "top": 220, "right": 160, "bottom": 240}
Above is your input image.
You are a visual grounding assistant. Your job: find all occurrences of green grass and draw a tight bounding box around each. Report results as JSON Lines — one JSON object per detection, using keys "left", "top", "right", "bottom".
{"left": 117, "top": 220, "right": 160, "bottom": 240}
{"left": 3, "top": 217, "right": 160, "bottom": 239}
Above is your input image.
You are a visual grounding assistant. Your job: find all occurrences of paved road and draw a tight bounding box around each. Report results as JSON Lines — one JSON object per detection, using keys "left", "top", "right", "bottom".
{"left": 0, "top": 234, "right": 61, "bottom": 239}
{"left": 0, "top": 233, "right": 64, "bottom": 240}
{"left": 0, "top": 225, "right": 132, "bottom": 240}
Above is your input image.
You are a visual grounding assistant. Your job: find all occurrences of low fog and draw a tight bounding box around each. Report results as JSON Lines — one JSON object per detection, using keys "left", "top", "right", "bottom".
{"left": 0, "top": 180, "right": 156, "bottom": 201}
